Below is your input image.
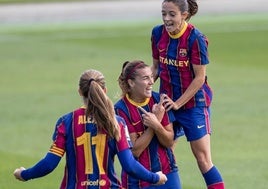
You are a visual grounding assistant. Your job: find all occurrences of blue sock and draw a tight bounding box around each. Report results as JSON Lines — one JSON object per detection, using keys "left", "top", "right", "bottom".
{"left": 203, "top": 166, "right": 223, "bottom": 186}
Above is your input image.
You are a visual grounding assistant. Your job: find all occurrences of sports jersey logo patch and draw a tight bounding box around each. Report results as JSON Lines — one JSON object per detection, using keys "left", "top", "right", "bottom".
{"left": 179, "top": 48, "right": 187, "bottom": 57}
{"left": 81, "top": 179, "right": 106, "bottom": 186}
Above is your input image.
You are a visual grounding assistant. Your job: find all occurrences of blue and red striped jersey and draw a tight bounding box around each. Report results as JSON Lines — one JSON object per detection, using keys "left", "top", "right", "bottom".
{"left": 51, "top": 107, "right": 131, "bottom": 189}
{"left": 114, "top": 92, "right": 178, "bottom": 189}
{"left": 151, "top": 22, "right": 213, "bottom": 109}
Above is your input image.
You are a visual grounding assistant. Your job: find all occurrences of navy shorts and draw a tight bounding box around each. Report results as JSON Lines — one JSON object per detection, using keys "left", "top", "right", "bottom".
{"left": 173, "top": 107, "right": 211, "bottom": 141}
{"left": 143, "top": 171, "right": 181, "bottom": 189}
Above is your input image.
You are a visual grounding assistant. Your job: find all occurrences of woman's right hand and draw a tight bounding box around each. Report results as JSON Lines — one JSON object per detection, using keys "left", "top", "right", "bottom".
{"left": 155, "top": 171, "right": 167, "bottom": 185}
{"left": 162, "top": 94, "right": 179, "bottom": 111}
{"left": 13, "top": 167, "right": 26, "bottom": 181}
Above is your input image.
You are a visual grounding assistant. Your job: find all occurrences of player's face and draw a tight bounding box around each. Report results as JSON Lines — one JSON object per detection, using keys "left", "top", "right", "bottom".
{"left": 161, "top": 1, "right": 187, "bottom": 35}
{"left": 128, "top": 67, "right": 154, "bottom": 103}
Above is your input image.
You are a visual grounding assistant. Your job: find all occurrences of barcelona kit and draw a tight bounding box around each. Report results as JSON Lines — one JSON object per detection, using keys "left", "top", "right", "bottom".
{"left": 50, "top": 107, "right": 131, "bottom": 189}
{"left": 115, "top": 92, "right": 178, "bottom": 188}
{"left": 151, "top": 22, "right": 212, "bottom": 109}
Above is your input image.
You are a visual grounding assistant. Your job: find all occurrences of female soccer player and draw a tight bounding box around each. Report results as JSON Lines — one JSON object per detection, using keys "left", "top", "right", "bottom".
{"left": 13, "top": 69, "right": 167, "bottom": 189}
{"left": 115, "top": 60, "right": 181, "bottom": 189}
{"left": 150, "top": 0, "right": 224, "bottom": 188}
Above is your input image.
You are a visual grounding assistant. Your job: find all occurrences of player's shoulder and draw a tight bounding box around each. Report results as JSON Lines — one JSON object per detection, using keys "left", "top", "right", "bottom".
{"left": 152, "top": 24, "right": 164, "bottom": 30}
{"left": 56, "top": 111, "right": 72, "bottom": 124}
{"left": 152, "top": 24, "right": 165, "bottom": 34}
{"left": 56, "top": 107, "right": 83, "bottom": 126}
{"left": 114, "top": 99, "right": 123, "bottom": 108}
{"left": 114, "top": 99, "right": 127, "bottom": 112}
{"left": 188, "top": 23, "right": 206, "bottom": 39}
{"left": 115, "top": 115, "right": 128, "bottom": 129}
{"left": 115, "top": 115, "right": 125, "bottom": 122}
{"left": 152, "top": 91, "right": 161, "bottom": 101}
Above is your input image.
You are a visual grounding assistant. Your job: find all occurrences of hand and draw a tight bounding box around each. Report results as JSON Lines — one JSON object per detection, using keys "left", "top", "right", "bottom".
{"left": 138, "top": 106, "right": 161, "bottom": 130}
{"left": 13, "top": 167, "right": 26, "bottom": 181}
{"left": 162, "top": 94, "right": 179, "bottom": 111}
{"left": 155, "top": 171, "right": 167, "bottom": 185}
{"left": 152, "top": 94, "right": 166, "bottom": 121}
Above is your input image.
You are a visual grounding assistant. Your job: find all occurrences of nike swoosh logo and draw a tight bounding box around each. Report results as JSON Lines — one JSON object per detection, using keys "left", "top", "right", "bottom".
{"left": 159, "top": 48, "right": 166, "bottom": 52}
{"left": 197, "top": 125, "right": 205, "bottom": 129}
{"left": 132, "top": 120, "right": 141, "bottom": 126}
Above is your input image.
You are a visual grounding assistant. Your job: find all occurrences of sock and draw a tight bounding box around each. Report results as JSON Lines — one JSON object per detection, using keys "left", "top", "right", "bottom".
{"left": 203, "top": 166, "right": 224, "bottom": 189}
{"left": 207, "top": 182, "right": 225, "bottom": 189}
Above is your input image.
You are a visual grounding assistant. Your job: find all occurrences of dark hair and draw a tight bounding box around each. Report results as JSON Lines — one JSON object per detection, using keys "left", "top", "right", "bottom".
{"left": 118, "top": 60, "right": 148, "bottom": 97}
{"left": 79, "top": 69, "right": 120, "bottom": 140}
{"left": 163, "top": 0, "right": 198, "bottom": 21}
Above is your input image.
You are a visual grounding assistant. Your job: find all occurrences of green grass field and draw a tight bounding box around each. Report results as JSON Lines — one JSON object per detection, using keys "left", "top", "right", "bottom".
{"left": 0, "top": 12, "right": 267, "bottom": 189}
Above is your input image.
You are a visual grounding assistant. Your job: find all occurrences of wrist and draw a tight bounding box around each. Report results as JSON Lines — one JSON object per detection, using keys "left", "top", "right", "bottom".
{"left": 173, "top": 103, "right": 180, "bottom": 110}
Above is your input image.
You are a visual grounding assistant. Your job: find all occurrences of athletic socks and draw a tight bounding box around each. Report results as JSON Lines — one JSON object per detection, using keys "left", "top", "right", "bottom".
{"left": 203, "top": 166, "right": 225, "bottom": 189}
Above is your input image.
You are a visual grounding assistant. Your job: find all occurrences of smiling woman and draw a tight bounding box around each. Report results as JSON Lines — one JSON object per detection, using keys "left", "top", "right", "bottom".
{"left": 114, "top": 60, "right": 182, "bottom": 189}
{"left": 150, "top": 0, "right": 225, "bottom": 189}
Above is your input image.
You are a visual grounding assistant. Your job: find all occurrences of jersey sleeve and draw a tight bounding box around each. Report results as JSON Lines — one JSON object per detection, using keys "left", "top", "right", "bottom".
{"left": 115, "top": 107, "right": 136, "bottom": 134}
{"left": 115, "top": 116, "right": 133, "bottom": 151}
{"left": 117, "top": 149, "right": 159, "bottom": 184}
{"left": 190, "top": 30, "right": 209, "bottom": 65}
{"left": 50, "top": 117, "right": 67, "bottom": 157}
{"left": 21, "top": 152, "right": 61, "bottom": 181}
{"left": 151, "top": 25, "right": 163, "bottom": 60}
{"left": 160, "top": 110, "right": 175, "bottom": 128}
{"left": 20, "top": 116, "right": 68, "bottom": 181}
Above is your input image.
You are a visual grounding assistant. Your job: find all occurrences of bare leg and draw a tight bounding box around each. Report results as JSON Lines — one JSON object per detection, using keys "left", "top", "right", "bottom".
{"left": 190, "top": 134, "right": 224, "bottom": 189}
{"left": 190, "top": 134, "right": 213, "bottom": 173}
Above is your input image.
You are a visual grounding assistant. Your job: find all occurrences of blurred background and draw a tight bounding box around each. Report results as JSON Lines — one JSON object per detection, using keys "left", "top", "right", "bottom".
{"left": 1, "top": 0, "right": 268, "bottom": 24}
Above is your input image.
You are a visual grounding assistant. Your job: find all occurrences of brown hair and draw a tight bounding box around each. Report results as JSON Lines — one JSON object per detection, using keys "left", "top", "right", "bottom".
{"left": 79, "top": 69, "right": 120, "bottom": 141}
{"left": 118, "top": 60, "right": 148, "bottom": 97}
{"left": 163, "top": 0, "right": 198, "bottom": 21}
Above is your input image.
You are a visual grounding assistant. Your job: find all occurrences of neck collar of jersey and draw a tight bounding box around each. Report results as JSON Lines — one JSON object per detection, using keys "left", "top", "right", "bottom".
{"left": 168, "top": 21, "right": 188, "bottom": 39}
{"left": 126, "top": 93, "right": 150, "bottom": 107}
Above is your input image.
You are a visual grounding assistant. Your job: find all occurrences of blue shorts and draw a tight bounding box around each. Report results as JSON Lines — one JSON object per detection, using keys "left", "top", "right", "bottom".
{"left": 173, "top": 107, "right": 211, "bottom": 141}
{"left": 173, "top": 123, "right": 185, "bottom": 140}
{"left": 143, "top": 171, "right": 181, "bottom": 189}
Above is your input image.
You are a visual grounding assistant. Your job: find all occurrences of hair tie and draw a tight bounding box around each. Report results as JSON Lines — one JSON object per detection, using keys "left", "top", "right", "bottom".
{"left": 88, "top": 78, "right": 95, "bottom": 87}
{"left": 125, "top": 62, "right": 143, "bottom": 81}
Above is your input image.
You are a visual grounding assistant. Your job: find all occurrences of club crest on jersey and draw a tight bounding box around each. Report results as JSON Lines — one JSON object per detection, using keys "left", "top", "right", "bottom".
{"left": 179, "top": 48, "right": 187, "bottom": 57}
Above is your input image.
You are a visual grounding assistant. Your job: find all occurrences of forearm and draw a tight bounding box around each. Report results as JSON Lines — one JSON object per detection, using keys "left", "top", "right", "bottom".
{"left": 131, "top": 128, "right": 154, "bottom": 157}
{"left": 118, "top": 149, "right": 159, "bottom": 184}
{"left": 175, "top": 76, "right": 205, "bottom": 109}
{"left": 151, "top": 59, "right": 159, "bottom": 81}
{"left": 143, "top": 113, "right": 173, "bottom": 148}
{"left": 21, "top": 153, "right": 61, "bottom": 181}
{"left": 153, "top": 124, "right": 174, "bottom": 148}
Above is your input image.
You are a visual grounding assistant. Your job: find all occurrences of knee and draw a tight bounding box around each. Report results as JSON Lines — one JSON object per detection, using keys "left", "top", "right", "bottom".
{"left": 196, "top": 154, "right": 213, "bottom": 173}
